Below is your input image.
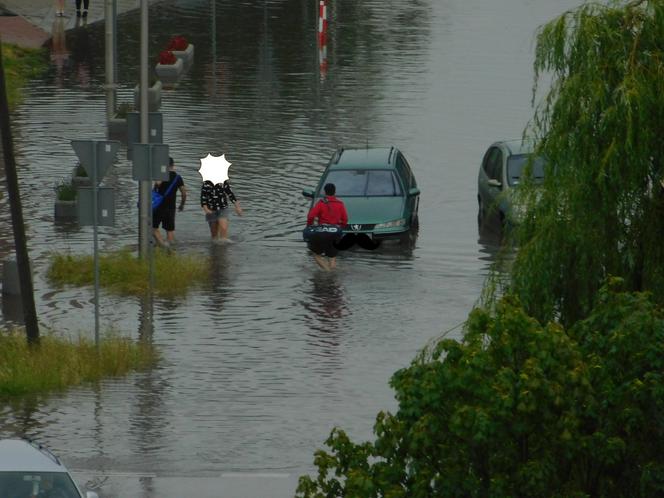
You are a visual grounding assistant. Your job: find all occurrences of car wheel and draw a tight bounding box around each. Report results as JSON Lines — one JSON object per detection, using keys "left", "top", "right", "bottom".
{"left": 335, "top": 234, "right": 356, "bottom": 250}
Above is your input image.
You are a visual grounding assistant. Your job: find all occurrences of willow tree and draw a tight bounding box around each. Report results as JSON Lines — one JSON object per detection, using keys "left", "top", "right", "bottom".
{"left": 512, "top": 0, "right": 664, "bottom": 326}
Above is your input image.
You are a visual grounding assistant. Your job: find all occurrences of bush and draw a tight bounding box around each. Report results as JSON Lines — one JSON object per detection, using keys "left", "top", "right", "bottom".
{"left": 74, "top": 162, "right": 87, "bottom": 177}
{"left": 114, "top": 102, "right": 132, "bottom": 118}
{"left": 297, "top": 283, "right": 664, "bottom": 497}
{"left": 54, "top": 178, "right": 76, "bottom": 201}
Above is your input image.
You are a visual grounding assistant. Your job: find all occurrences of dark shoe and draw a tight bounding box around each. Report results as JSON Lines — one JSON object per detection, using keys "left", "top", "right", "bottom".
{"left": 82, "top": 10, "right": 88, "bottom": 18}
{"left": 76, "top": 10, "right": 81, "bottom": 17}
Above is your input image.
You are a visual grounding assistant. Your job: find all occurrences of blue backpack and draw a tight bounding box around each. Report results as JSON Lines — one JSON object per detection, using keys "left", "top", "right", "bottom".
{"left": 151, "top": 174, "right": 181, "bottom": 210}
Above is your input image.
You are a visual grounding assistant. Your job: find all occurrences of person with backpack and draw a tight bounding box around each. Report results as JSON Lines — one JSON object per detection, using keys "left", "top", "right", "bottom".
{"left": 306, "top": 183, "right": 348, "bottom": 271}
{"left": 153, "top": 157, "right": 187, "bottom": 248}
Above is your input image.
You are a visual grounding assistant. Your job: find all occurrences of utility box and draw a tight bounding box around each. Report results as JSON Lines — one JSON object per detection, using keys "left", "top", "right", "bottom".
{"left": 77, "top": 187, "right": 115, "bottom": 226}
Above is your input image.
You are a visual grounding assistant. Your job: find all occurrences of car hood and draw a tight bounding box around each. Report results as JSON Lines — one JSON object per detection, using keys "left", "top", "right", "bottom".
{"left": 339, "top": 196, "right": 405, "bottom": 224}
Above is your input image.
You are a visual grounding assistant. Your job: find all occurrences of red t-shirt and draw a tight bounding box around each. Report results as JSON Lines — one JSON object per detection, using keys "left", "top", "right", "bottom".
{"left": 307, "top": 196, "right": 348, "bottom": 226}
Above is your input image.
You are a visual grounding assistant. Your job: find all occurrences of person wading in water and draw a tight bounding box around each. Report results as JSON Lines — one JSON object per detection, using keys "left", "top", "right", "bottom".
{"left": 306, "top": 183, "right": 348, "bottom": 271}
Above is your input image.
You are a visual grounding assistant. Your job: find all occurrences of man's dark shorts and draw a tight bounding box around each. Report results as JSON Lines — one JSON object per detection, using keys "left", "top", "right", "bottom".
{"left": 153, "top": 207, "right": 176, "bottom": 231}
{"left": 307, "top": 231, "right": 340, "bottom": 257}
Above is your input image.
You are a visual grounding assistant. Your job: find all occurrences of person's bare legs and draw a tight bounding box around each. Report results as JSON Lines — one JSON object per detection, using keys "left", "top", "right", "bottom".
{"left": 217, "top": 217, "right": 230, "bottom": 242}
{"left": 166, "top": 230, "right": 175, "bottom": 244}
{"left": 328, "top": 257, "right": 337, "bottom": 270}
{"left": 153, "top": 228, "right": 167, "bottom": 247}
{"left": 208, "top": 214, "right": 219, "bottom": 239}
{"left": 314, "top": 254, "right": 330, "bottom": 271}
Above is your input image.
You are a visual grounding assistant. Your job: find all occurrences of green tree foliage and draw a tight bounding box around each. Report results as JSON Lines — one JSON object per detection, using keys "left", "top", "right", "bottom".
{"left": 512, "top": 0, "right": 664, "bottom": 325}
{"left": 296, "top": 284, "right": 664, "bottom": 497}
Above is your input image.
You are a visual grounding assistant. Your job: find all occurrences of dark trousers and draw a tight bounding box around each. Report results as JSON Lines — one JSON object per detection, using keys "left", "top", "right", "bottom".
{"left": 76, "top": 0, "right": 89, "bottom": 10}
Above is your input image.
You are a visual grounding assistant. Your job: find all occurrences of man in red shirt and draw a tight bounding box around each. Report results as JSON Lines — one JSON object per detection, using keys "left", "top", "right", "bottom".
{"left": 306, "top": 183, "right": 348, "bottom": 270}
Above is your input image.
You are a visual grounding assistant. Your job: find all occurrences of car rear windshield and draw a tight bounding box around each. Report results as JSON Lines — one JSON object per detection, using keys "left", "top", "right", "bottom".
{"left": 0, "top": 471, "right": 81, "bottom": 497}
{"left": 320, "top": 170, "right": 403, "bottom": 196}
{"left": 507, "top": 154, "right": 545, "bottom": 186}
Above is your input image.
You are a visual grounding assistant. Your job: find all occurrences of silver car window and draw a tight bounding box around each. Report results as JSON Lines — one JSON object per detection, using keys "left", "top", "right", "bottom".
{"left": 366, "top": 170, "right": 402, "bottom": 196}
{"left": 321, "top": 170, "right": 402, "bottom": 196}
{"left": 507, "top": 154, "right": 545, "bottom": 186}
{"left": 0, "top": 472, "right": 81, "bottom": 498}
{"left": 320, "top": 170, "right": 367, "bottom": 196}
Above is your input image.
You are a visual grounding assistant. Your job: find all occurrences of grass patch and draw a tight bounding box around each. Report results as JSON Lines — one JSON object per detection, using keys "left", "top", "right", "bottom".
{"left": 47, "top": 248, "right": 210, "bottom": 297}
{"left": 0, "top": 329, "right": 158, "bottom": 396}
{"left": 1, "top": 43, "right": 48, "bottom": 108}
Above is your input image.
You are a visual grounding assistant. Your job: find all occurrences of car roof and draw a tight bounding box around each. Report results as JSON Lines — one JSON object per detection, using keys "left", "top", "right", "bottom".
{"left": 0, "top": 439, "right": 65, "bottom": 473}
{"left": 496, "top": 139, "right": 535, "bottom": 156}
{"left": 330, "top": 147, "right": 397, "bottom": 170}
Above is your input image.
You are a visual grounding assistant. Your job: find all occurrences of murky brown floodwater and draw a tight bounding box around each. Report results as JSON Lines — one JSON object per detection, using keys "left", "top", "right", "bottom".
{"left": 0, "top": 0, "right": 579, "bottom": 496}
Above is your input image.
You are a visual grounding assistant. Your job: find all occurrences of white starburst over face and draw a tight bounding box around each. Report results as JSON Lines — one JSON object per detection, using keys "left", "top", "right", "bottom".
{"left": 198, "top": 153, "right": 231, "bottom": 185}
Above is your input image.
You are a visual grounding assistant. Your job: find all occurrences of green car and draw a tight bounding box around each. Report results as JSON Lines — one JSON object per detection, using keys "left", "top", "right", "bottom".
{"left": 303, "top": 146, "right": 420, "bottom": 249}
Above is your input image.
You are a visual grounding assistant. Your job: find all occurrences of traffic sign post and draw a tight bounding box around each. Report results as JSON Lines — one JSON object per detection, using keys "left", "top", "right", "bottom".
{"left": 78, "top": 187, "right": 115, "bottom": 226}
{"left": 127, "top": 111, "right": 163, "bottom": 258}
{"left": 131, "top": 142, "right": 170, "bottom": 310}
{"left": 71, "top": 139, "right": 120, "bottom": 348}
{"left": 127, "top": 111, "right": 163, "bottom": 160}
{"left": 131, "top": 143, "right": 170, "bottom": 182}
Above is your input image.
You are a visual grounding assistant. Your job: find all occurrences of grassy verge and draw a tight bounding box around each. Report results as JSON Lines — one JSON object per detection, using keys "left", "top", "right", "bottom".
{"left": 1, "top": 43, "right": 48, "bottom": 107}
{"left": 47, "top": 248, "right": 210, "bottom": 297}
{"left": 0, "top": 329, "right": 158, "bottom": 396}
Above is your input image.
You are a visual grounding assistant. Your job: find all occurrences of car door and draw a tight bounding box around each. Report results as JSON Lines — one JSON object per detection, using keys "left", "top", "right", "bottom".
{"left": 396, "top": 152, "right": 418, "bottom": 225}
{"left": 485, "top": 147, "right": 503, "bottom": 209}
{"left": 479, "top": 146, "right": 500, "bottom": 208}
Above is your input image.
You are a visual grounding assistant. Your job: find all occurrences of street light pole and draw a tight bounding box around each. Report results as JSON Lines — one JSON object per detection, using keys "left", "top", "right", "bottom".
{"left": 139, "top": 0, "right": 150, "bottom": 258}
{"left": 104, "top": 0, "right": 115, "bottom": 120}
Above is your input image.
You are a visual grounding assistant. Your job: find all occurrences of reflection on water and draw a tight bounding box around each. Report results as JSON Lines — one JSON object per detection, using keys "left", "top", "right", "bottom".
{"left": 302, "top": 272, "right": 349, "bottom": 354}
{"left": 0, "top": 0, "right": 581, "bottom": 487}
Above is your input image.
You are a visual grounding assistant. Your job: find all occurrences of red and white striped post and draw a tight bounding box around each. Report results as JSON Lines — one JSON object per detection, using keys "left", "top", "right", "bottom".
{"left": 317, "top": 0, "right": 328, "bottom": 47}
{"left": 318, "top": 0, "right": 328, "bottom": 80}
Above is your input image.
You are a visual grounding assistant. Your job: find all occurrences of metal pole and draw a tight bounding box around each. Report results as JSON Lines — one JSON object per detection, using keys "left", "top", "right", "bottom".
{"left": 0, "top": 37, "right": 40, "bottom": 345}
{"left": 104, "top": 0, "right": 115, "bottom": 120}
{"left": 113, "top": 0, "right": 118, "bottom": 85}
{"left": 92, "top": 144, "right": 100, "bottom": 348}
{"left": 139, "top": 0, "right": 151, "bottom": 258}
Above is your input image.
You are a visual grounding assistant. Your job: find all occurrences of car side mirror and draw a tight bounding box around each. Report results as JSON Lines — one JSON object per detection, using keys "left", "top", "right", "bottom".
{"left": 86, "top": 492, "right": 99, "bottom": 498}
{"left": 408, "top": 187, "right": 420, "bottom": 196}
{"left": 302, "top": 188, "right": 314, "bottom": 198}
{"left": 488, "top": 179, "right": 502, "bottom": 188}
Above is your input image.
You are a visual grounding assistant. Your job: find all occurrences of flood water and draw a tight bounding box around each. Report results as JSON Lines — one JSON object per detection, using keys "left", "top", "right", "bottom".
{"left": 0, "top": 0, "right": 579, "bottom": 495}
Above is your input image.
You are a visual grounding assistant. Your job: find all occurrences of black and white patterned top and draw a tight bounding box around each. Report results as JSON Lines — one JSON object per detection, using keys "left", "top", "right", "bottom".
{"left": 200, "top": 180, "right": 237, "bottom": 211}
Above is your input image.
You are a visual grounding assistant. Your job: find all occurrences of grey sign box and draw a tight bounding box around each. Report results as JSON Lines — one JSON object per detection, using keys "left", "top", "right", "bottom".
{"left": 77, "top": 187, "right": 115, "bottom": 226}
{"left": 127, "top": 112, "right": 163, "bottom": 160}
{"left": 132, "top": 143, "right": 170, "bottom": 181}
{"left": 71, "top": 140, "right": 120, "bottom": 185}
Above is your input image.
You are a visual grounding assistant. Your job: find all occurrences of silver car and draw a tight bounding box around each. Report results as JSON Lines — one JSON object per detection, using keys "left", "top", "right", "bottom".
{"left": 0, "top": 439, "right": 98, "bottom": 498}
{"left": 477, "top": 139, "right": 545, "bottom": 225}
